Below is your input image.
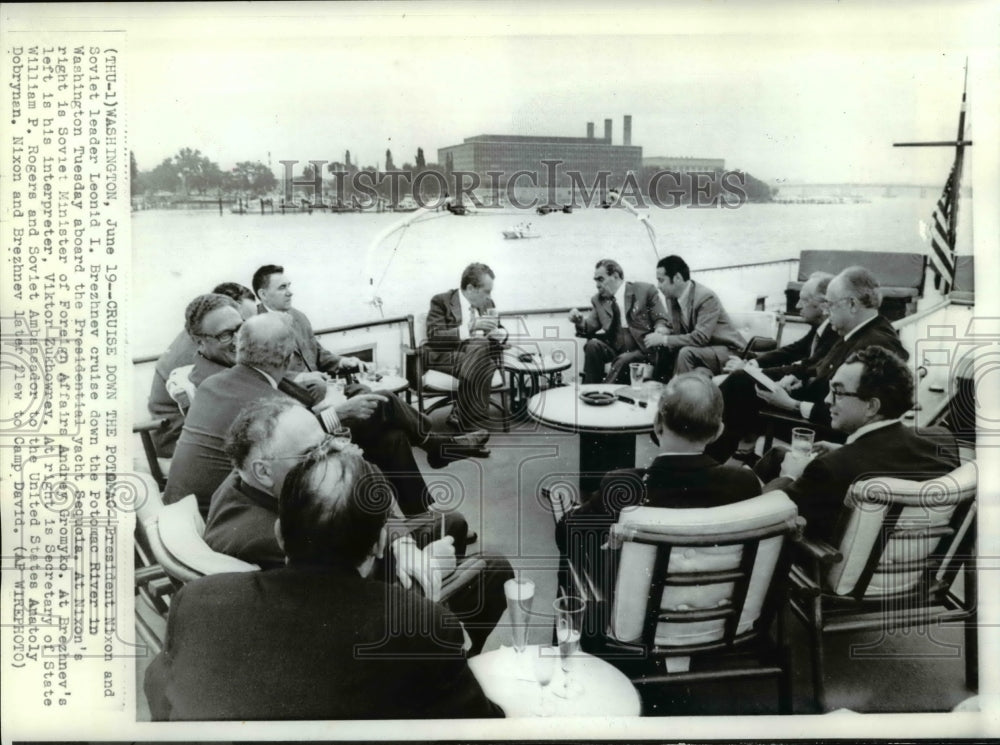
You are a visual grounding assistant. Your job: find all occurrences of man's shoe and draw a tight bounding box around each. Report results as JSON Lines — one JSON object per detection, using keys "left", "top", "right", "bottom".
{"left": 427, "top": 430, "right": 491, "bottom": 469}
{"left": 446, "top": 410, "right": 462, "bottom": 430}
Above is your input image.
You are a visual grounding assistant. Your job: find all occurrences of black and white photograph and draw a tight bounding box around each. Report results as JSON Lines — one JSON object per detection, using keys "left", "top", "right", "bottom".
{"left": 2, "top": 1, "right": 998, "bottom": 740}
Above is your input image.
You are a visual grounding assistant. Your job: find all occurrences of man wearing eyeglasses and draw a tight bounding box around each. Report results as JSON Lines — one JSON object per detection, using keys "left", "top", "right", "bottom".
{"left": 753, "top": 345, "right": 958, "bottom": 541}
{"left": 205, "top": 398, "right": 473, "bottom": 568}
{"left": 705, "top": 271, "right": 838, "bottom": 463}
{"left": 146, "top": 447, "right": 507, "bottom": 721}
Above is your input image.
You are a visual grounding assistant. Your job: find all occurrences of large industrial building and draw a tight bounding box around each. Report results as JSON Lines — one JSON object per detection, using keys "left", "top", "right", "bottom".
{"left": 438, "top": 116, "right": 642, "bottom": 190}
{"left": 642, "top": 155, "right": 726, "bottom": 173}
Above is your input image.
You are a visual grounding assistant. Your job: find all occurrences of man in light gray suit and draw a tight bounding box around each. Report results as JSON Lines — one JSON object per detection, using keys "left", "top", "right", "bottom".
{"left": 644, "top": 254, "right": 746, "bottom": 379}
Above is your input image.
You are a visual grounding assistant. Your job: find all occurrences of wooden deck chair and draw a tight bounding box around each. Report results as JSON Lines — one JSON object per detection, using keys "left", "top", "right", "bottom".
{"left": 571, "top": 491, "right": 801, "bottom": 714}
{"left": 787, "top": 461, "right": 978, "bottom": 711}
{"left": 404, "top": 311, "right": 510, "bottom": 431}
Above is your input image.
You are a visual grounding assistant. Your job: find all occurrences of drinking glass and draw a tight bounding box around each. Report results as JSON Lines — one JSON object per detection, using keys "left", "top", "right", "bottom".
{"left": 629, "top": 362, "right": 644, "bottom": 391}
{"left": 533, "top": 648, "right": 557, "bottom": 717}
{"left": 554, "top": 595, "right": 586, "bottom": 699}
{"left": 504, "top": 578, "right": 535, "bottom": 655}
{"left": 331, "top": 427, "right": 352, "bottom": 447}
{"left": 791, "top": 427, "right": 815, "bottom": 457}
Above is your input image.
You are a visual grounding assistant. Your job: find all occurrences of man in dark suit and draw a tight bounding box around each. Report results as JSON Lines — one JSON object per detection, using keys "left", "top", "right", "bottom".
{"left": 569, "top": 258, "right": 671, "bottom": 383}
{"left": 754, "top": 345, "right": 959, "bottom": 542}
{"left": 146, "top": 284, "right": 257, "bottom": 455}
{"left": 426, "top": 262, "right": 508, "bottom": 432}
{"left": 705, "top": 271, "right": 838, "bottom": 462}
{"left": 643, "top": 255, "right": 747, "bottom": 379}
{"left": 145, "top": 449, "right": 505, "bottom": 721}
{"left": 205, "top": 398, "right": 471, "bottom": 569}
{"left": 556, "top": 374, "right": 762, "bottom": 592}
{"left": 165, "top": 313, "right": 488, "bottom": 518}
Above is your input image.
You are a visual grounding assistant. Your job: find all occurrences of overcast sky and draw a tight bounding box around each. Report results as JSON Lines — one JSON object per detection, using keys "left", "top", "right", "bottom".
{"left": 11, "top": 2, "right": 1000, "bottom": 185}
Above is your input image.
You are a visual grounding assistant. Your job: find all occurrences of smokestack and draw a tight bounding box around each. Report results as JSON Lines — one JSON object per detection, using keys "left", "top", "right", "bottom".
{"left": 624, "top": 115, "right": 632, "bottom": 146}
{"left": 604, "top": 118, "right": 612, "bottom": 143}
{"left": 587, "top": 122, "right": 594, "bottom": 139}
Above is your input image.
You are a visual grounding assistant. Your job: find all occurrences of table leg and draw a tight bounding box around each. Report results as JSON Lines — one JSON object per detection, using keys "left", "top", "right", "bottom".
{"left": 578, "top": 432, "right": 636, "bottom": 495}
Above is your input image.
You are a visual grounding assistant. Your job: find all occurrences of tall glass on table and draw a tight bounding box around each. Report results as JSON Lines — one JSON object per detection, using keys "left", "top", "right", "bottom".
{"left": 504, "top": 577, "right": 535, "bottom": 677}
{"left": 554, "top": 595, "right": 586, "bottom": 699}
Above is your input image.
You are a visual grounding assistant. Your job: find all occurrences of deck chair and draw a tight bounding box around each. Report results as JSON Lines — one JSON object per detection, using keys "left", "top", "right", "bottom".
{"left": 405, "top": 311, "right": 510, "bottom": 431}
{"left": 133, "top": 418, "right": 170, "bottom": 491}
{"left": 787, "top": 461, "right": 978, "bottom": 711}
{"left": 138, "top": 492, "right": 259, "bottom": 585}
{"left": 572, "top": 491, "right": 801, "bottom": 714}
{"left": 729, "top": 310, "right": 785, "bottom": 358}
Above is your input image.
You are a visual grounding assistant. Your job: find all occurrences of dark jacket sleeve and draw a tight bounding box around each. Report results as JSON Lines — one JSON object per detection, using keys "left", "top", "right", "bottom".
{"left": 766, "top": 456, "right": 846, "bottom": 540}
{"left": 426, "top": 292, "right": 460, "bottom": 346}
{"left": 755, "top": 327, "right": 814, "bottom": 370}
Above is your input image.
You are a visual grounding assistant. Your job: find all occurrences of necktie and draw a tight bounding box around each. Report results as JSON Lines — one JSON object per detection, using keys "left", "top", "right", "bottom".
{"left": 669, "top": 298, "right": 685, "bottom": 334}
{"left": 809, "top": 328, "right": 819, "bottom": 358}
{"left": 608, "top": 297, "right": 623, "bottom": 350}
{"left": 468, "top": 307, "right": 477, "bottom": 335}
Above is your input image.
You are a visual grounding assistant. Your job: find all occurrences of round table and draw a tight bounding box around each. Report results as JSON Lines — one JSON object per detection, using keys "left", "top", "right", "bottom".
{"left": 314, "top": 374, "right": 409, "bottom": 412}
{"left": 526, "top": 383, "right": 657, "bottom": 493}
{"left": 502, "top": 349, "right": 573, "bottom": 415}
{"left": 469, "top": 644, "right": 641, "bottom": 717}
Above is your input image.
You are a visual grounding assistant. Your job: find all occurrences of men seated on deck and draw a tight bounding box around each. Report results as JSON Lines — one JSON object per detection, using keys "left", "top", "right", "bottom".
{"left": 705, "top": 271, "right": 837, "bottom": 463}
{"left": 145, "top": 283, "right": 257, "bottom": 456}
{"left": 569, "top": 258, "right": 670, "bottom": 384}
{"left": 753, "top": 345, "right": 959, "bottom": 543}
{"left": 145, "top": 448, "right": 508, "bottom": 721}
{"left": 555, "top": 373, "right": 762, "bottom": 594}
{"left": 164, "top": 312, "right": 492, "bottom": 518}
{"left": 704, "top": 265, "right": 908, "bottom": 463}
{"left": 426, "top": 262, "right": 508, "bottom": 432}
{"left": 642, "top": 254, "right": 747, "bottom": 379}
{"left": 205, "top": 398, "right": 472, "bottom": 568}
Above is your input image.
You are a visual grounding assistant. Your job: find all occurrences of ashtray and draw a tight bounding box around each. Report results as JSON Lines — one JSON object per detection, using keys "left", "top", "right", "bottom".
{"left": 518, "top": 352, "right": 536, "bottom": 363}
{"left": 579, "top": 391, "right": 616, "bottom": 406}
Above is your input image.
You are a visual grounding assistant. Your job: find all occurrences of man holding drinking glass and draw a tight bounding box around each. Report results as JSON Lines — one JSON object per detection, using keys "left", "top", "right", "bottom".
{"left": 426, "top": 262, "right": 507, "bottom": 434}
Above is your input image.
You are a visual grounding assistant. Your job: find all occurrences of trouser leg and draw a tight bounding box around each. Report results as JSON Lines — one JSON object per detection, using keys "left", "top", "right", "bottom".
{"left": 455, "top": 338, "right": 499, "bottom": 430}
{"left": 443, "top": 554, "right": 514, "bottom": 656}
{"left": 704, "top": 369, "right": 764, "bottom": 462}
{"left": 351, "top": 427, "right": 431, "bottom": 515}
{"left": 674, "top": 345, "right": 732, "bottom": 375}
{"left": 582, "top": 339, "right": 616, "bottom": 384}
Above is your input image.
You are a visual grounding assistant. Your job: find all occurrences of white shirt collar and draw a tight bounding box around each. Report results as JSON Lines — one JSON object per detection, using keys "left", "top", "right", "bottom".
{"left": 612, "top": 280, "right": 627, "bottom": 308}
{"left": 843, "top": 313, "right": 878, "bottom": 341}
{"left": 251, "top": 367, "right": 279, "bottom": 389}
{"left": 677, "top": 281, "right": 692, "bottom": 308}
{"left": 845, "top": 417, "right": 900, "bottom": 445}
{"left": 815, "top": 318, "right": 830, "bottom": 336}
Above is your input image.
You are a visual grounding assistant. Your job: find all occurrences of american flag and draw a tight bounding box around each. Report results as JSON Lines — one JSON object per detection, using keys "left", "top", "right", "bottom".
{"left": 928, "top": 164, "right": 960, "bottom": 293}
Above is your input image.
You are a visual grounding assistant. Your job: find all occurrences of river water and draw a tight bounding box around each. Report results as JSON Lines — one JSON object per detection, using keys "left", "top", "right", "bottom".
{"left": 131, "top": 195, "right": 965, "bottom": 358}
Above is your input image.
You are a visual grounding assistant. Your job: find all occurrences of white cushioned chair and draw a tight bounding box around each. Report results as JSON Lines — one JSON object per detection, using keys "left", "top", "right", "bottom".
{"left": 788, "top": 461, "right": 978, "bottom": 711}
{"left": 165, "top": 363, "right": 196, "bottom": 415}
{"left": 576, "top": 490, "right": 801, "bottom": 714}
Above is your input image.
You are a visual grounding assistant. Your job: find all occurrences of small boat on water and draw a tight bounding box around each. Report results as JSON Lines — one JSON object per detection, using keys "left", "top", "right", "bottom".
{"left": 502, "top": 223, "right": 540, "bottom": 240}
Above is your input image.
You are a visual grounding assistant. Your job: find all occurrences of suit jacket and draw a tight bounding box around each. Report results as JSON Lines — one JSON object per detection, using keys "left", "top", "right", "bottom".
{"left": 574, "top": 281, "right": 669, "bottom": 355}
{"left": 143, "top": 563, "right": 503, "bottom": 720}
{"left": 794, "top": 314, "right": 907, "bottom": 425}
{"left": 661, "top": 280, "right": 746, "bottom": 352}
{"left": 425, "top": 289, "right": 504, "bottom": 369}
{"left": 204, "top": 471, "right": 284, "bottom": 570}
{"left": 260, "top": 305, "right": 341, "bottom": 374}
{"left": 557, "top": 453, "right": 763, "bottom": 555}
{"left": 764, "top": 422, "right": 958, "bottom": 542}
{"left": 163, "top": 365, "right": 294, "bottom": 515}
{"left": 756, "top": 321, "right": 839, "bottom": 380}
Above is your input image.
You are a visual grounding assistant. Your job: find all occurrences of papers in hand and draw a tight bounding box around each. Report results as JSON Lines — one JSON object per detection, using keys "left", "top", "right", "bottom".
{"left": 744, "top": 364, "right": 780, "bottom": 392}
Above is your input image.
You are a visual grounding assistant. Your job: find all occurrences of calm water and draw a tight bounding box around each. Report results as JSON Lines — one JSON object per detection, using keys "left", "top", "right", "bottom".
{"left": 131, "top": 196, "right": 961, "bottom": 358}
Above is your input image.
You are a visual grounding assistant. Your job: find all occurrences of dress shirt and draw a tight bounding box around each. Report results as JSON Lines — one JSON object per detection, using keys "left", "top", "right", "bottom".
{"left": 798, "top": 313, "right": 880, "bottom": 419}
{"left": 459, "top": 292, "right": 474, "bottom": 341}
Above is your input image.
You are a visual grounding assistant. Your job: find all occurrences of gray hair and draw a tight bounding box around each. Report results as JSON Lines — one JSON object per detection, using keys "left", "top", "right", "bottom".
{"left": 837, "top": 266, "right": 882, "bottom": 309}
{"left": 236, "top": 313, "right": 295, "bottom": 370}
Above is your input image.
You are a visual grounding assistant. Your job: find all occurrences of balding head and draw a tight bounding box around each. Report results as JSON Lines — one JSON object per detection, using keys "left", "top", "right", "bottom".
{"left": 236, "top": 312, "right": 295, "bottom": 374}
{"left": 654, "top": 373, "right": 724, "bottom": 448}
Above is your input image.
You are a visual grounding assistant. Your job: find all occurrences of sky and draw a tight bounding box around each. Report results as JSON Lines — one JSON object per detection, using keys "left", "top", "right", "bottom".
{"left": 55, "top": 1, "right": 991, "bottom": 187}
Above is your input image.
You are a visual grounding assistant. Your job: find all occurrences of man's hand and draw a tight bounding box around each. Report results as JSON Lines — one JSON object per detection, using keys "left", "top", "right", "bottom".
{"left": 811, "top": 440, "right": 842, "bottom": 457}
{"left": 723, "top": 356, "right": 748, "bottom": 373}
{"left": 779, "top": 448, "right": 810, "bottom": 479}
{"left": 487, "top": 326, "right": 506, "bottom": 342}
{"left": 777, "top": 374, "right": 802, "bottom": 392}
{"left": 568, "top": 308, "right": 585, "bottom": 323}
{"left": 392, "top": 536, "right": 456, "bottom": 602}
{"left": 756, "top": 384, "right": 800, "bottom": 412}
{"left": 334, "top": 393, "right": 388, "bottom": 423}
{"left": 294, "top": 373, "right": 329, "bottom": 405}
{"left": 644, "top": 331, "right": 669, "bottom": 348}
{"left": 336, "top": 356, "right": 368, "bottom": 373}
{"left": 471, "top": 315, "right": 499, "bottom": 333}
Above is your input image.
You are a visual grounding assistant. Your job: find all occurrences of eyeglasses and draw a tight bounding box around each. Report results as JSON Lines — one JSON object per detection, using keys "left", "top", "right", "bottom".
{"left": 830, "top": 387, "right": 866, "bottom": 402}
{"left": 259, "top": 432, "right": 356, "bottom": 463}
{"left": 199, "top": 323, "right": 243, "bottom": 344}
